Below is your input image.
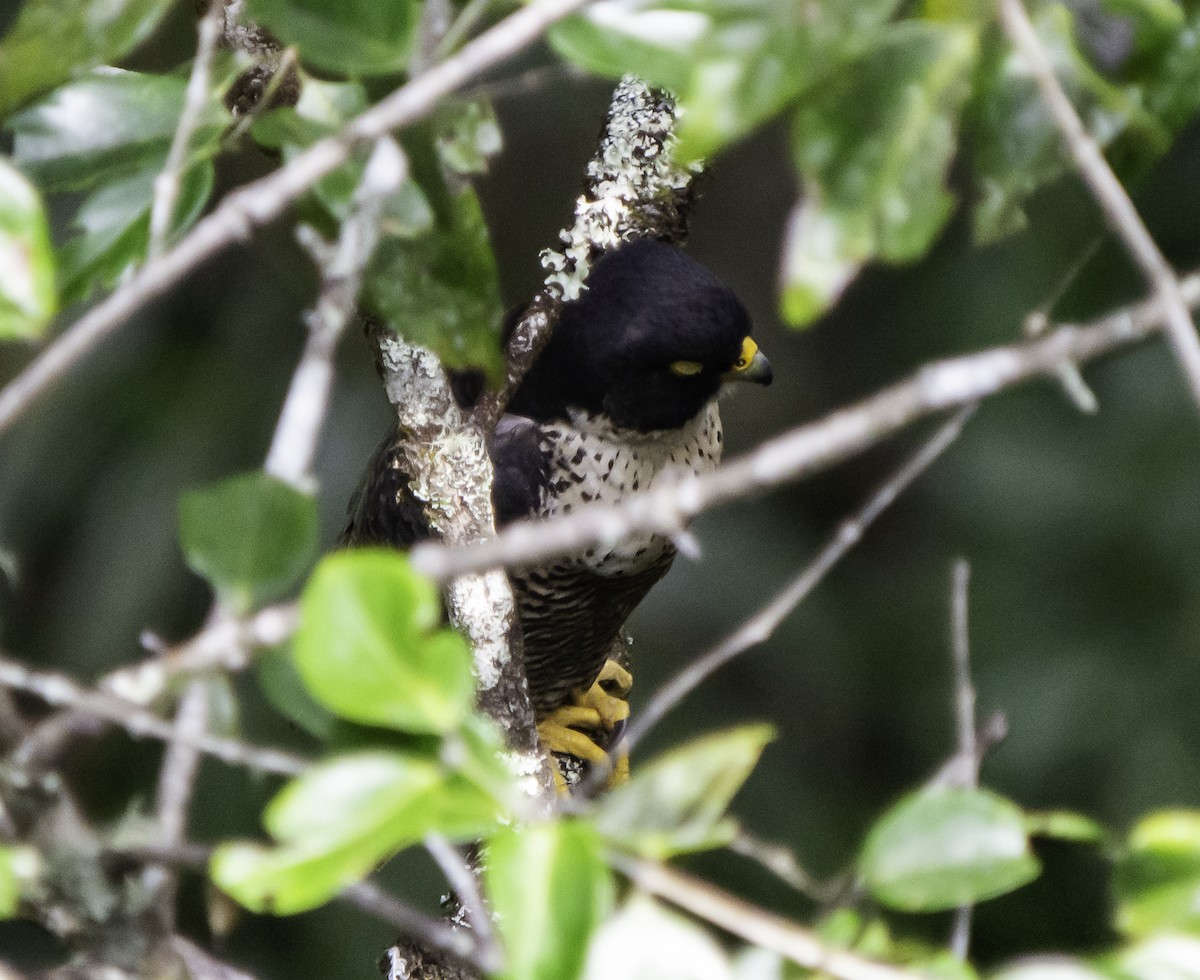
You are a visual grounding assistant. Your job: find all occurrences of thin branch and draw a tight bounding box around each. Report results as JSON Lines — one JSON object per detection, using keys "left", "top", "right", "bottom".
{"left": 105, "top": 602, "right": 297, "bottom": 705}
{"left": 615, "top": 856, "right": 923, "bottom": 980}
{"left": 144, "top": 678, "right": 210, "bottom": 927}
{"left": 148, "top": 0, "right": 225, "bottom": 260}
{"left": 999, "top": 0, "right": 1200, "bottom": 414}
{"left": 947, "top": 558, "right": 976, "bottom": 960}
{"left": 0, "top": 656, "right": 309, "bottom": 776}
{"left": 413, "top": 270, "right": 1200, "bottom": 584}
{"left": 1023, "top": 237, "right": 1102, "bottom": 413}
{"left": 425, "top": 834, "right": 498, "bottom": 966}
{"left": 728, "top": 830, "right": 837, "bottom": 904}
{"left": 621, "top": 405, "right": 977, "bottom": 758}
{"left": 0, "top": 0, "right": 593, "bottom": 437}
{"left": 265, "top": 137, "right": 405, "bottom": 486}
{"left": 342, "top": 879, "right": 500, "bottom": 975}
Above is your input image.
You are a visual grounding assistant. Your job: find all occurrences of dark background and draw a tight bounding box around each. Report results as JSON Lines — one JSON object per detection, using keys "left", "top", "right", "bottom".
{"left": 1, "top": 5, "right": 1199, "bottom": 974}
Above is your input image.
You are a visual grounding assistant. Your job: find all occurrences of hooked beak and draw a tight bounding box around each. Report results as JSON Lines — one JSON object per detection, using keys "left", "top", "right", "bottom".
{"left": 723, "top": 336, "right": 773, "bottom": 386}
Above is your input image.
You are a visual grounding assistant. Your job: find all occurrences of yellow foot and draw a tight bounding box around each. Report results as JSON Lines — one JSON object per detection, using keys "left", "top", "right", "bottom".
{"left": 537, "top": 658, "right": 633, "bottom": 791}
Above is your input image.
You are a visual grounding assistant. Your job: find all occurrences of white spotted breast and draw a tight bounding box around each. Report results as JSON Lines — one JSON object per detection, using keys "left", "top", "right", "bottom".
{"left": 535, "top": 402, "right": 724, "bottom": 574}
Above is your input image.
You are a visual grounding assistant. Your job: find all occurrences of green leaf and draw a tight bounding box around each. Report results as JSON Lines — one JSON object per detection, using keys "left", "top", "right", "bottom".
{"left": 550, "top": 0, "right": 904, "bottom": 162}
{"left": 245, "top": 0, "right": 419, "bottom": 76}
{"left": 1025, "top": 809, "right": 1109, "bottom": 845}
{"left": 292, "top": 549, "right": 475, "bottom": 734}
{"left": 179, "top": 472, "right": 318, "bottom": 615}
{"left": 365, "top": 185, "right": 504, "bottom": 377}
{"left": 859, "top": 786, "right": 1040, "bottom": 912}
{"left": 211, "top": 751, "right": 500, "bottom": 914}
{"left": 1114, "top": 810, "right": 1200, "bottom": 938}
{"left": 784, "top": 21, "right": 977, "bottom": 326}
{"left": 966, "top": 5, "right": 1169, "bottom": 242}
{"left": 486, "top": 821, "right": 613, "bottom": 980}
{"left": 9, "top": 68, "right": 228, "bottom": 193}
{"left": 0, "top": 845, "right": 39, "bottom": 918}
{"left": 585, "top": 894, "right": 732, "bottom": 980}
{"left": 255, "top": 644, "right": 335, "bottom": 741}
{"left": 435, "top": 100, "right": 503, "bottom": 176}
{"left": 0, "top": 0, "right": 175, "bottom": 116}
{"left": 0, "top": 157, "right": 56, "bottom": 339}
{"left": 1113, "top": 934, "right": 1200, "bottom": 980}
{"left": 593, "top": 724, "right": 774, "bottom": 858}
{"left": 990, "top": 960, "right": 1109, "bottom": 980}
{"left": 58, "top": 159, "right": 214, "bottom": 305}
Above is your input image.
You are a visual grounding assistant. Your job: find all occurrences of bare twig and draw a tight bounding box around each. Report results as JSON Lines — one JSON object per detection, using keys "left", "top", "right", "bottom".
{"left": 413, "top": 270, "right": 1200, "bottom": 585}
{"left": 999, "top": 0, "right": 1200, "bottom": 414}
{"left": 145, "top": 678, "right": 211, "bottom": 925}
{"left": 621, "top": 405, "right": 977, "bottom": 758}
{"left": 265, "top": 137, "right": 405, "bottom": 485}
{"left": 728, "top": 830, "right": 837, "bottom": 904}
{"left": 105, "top": 602, "right": 297, "bottom": 705}
{"left": 1024, "top": 238, "right": 1102, "bottom": 413}
{"left": 148, "top": 0, "right": 225, "bottom": 260}
{"left": 616, "top": 856, "right": 922, "bottom": 980}
{"left": 425, "top": 834, "right": 498, "bottom": 964}
{"left": 947, "top": 558, "right": 976, "bottom": 960}
{"left": 171, "top": 936, "right": 262, "bottom": 980}
{"left": 342, "top": 879, "right": 500, "bottom": 974}
{"left": 0, "top": 0, "right": 592, "bottom": 437}
{"left": 0, "top": 656, "right": 308, "bottom": 776}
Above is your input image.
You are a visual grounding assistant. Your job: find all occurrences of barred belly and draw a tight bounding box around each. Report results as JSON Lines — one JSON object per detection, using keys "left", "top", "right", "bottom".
{"left": 514, "top": 554, "right": 673, "bottom": 716}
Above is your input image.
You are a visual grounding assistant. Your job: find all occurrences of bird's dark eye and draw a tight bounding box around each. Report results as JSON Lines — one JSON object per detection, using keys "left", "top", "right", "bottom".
{"left": 669, "top": 360, "right": 703, "bottom": 377}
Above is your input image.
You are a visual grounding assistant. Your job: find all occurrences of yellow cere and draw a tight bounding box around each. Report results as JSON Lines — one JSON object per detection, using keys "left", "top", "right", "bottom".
{"left": 670, "top": 360, "right": 704, "bottom": 376}
{"left": 733, "top": 336, "right": 759, "bottom": 372}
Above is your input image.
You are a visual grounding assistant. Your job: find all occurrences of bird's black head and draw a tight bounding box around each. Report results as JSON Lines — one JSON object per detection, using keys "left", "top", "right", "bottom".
{"left": 510, "top": 240, "right": 772, "bottom": 432}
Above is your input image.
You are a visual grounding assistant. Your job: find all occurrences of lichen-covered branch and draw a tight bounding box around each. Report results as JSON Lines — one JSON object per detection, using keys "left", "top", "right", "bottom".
{"left": 473, "top": 77, "right": 698, "bottom": 431}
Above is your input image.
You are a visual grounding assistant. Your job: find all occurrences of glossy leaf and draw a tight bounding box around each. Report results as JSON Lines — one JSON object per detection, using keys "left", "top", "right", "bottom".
{"left": 1114, "top": 809, "right": 1200, "bottom": 938}
{"left": 784, "top": 21, "right": 977, "bottom": 325}
{"left": 179, "top": 472, "right": 318, "bottom": 615}
{"left": 245, "top": 0, "right": 419, "bottom": 76}
{"left": 211, "top": 751, "right": 499, "bottom": 914}
{"left": 859, "top": 786, "right": 1040, "bottom": 912}
{"left": 8, "top": 69, "right": 228, "bottom": 193}
{"left": 0, "top": 157, "right": 56, "bottom": 339}
{"left": 550, "top": 0, "right": 904, "bottom": 162}
{"left": 292, "top": 549, "right": 475, "bottom": 734}
{"left": 58, "top": 160, "right": 213, "bottom": 305}
{"left": 966, "top": 5, "right": 1168, "bottom": 242}
{"left": 486, "top": 821, "right": 613, "bottom": 980}
{"left": 594, "top": 724, "right": 773, "bottom": 858}
{"left": 0, "top": 0, "right": 174, "bottom": 116}
{"left": 365, "top": 186, "right": 504, "bottom": 377}
{"left": 584, "top": 894, "right": 732, "bottom": 980}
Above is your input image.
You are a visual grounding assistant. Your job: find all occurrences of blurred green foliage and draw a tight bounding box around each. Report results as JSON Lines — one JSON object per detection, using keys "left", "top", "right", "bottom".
{"left": 1, "top": 0, "right": 1200, "bottom": 977}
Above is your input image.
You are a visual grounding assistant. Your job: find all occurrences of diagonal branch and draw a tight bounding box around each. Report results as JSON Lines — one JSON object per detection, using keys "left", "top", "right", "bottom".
{"left": 616, "top": 856, "right": 923, "bottom": 980}
{"left": 0, "top": 656, "right": 309, "bottom": 777}
{"left": 0, "top": 0, "right": 593, "bottom": 438}
{"left": 621, "top": 404, "right": 977, "bottom": 760}
{"left": 412, "top": 269, "right": 1200, "bottom": 584}
{"left": 998, "top": 0, "right": 1200, "bottom": 415}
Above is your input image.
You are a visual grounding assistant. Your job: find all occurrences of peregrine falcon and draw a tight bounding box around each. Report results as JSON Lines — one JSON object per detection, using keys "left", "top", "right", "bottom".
{"left": 343, "top": 239, "right": 772, "bottom": 779}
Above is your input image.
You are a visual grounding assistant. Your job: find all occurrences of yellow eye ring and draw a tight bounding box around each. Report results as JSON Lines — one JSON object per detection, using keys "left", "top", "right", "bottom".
{"left": 670, "top": 360, "right": 704, "bottom": 376}
{"left": 732, "top": 337, "right": 759, "bottom": 373}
